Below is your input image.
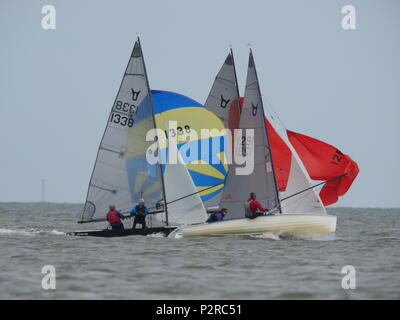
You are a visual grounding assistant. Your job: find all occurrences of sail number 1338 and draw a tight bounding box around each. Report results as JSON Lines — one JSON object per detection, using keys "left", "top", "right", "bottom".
{"left": 110, "top": 112, "right": 134, "bottom": 127}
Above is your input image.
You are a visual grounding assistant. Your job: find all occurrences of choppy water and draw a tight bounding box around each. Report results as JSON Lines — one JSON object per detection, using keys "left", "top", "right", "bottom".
{"left": 0, "top": 202, "right": 399, "bottom": 299}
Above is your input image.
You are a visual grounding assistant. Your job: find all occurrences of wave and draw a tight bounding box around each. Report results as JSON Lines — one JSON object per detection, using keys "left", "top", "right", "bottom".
{"left": 0, "top": 228, "right": 40, "bottom": 236}
{"left": 146, "top": 232, "right": 167, "bottom": 238}
{"left": 49, "top": 229, "right": 66, "bottom": 235}
{"left": 248, "top": 231, "right": 336, "bottom": 241}
{"left": 249, "top": 232, "right": 281, "bottom": 240}
{"left": 0, "top": 228, "right": 66, "bottom": 236}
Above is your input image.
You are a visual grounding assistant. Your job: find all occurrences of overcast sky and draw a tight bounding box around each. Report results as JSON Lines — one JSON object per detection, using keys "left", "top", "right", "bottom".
{"left": 0, "top": 0, "right": 399, "bottom": 207}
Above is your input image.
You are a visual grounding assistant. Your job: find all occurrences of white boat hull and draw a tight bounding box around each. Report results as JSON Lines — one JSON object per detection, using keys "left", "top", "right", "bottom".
{"left": 181, "top": 214, "right": 337, "bottom": 238}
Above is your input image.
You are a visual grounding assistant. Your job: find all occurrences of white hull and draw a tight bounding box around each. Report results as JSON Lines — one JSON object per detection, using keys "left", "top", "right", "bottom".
{"left": 181, "top": 214, "right": 337, "bottom": 238}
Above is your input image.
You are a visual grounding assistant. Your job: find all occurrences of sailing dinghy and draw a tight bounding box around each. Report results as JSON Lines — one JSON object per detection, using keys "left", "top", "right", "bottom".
{"left": 180, "top": 50, "right": 337, "bottom": 238}
{"left": 68, "top": 39, "right": 209, "bottom": 237}
{"left": 69, "top": 40, "right": 354, "bottom": 238}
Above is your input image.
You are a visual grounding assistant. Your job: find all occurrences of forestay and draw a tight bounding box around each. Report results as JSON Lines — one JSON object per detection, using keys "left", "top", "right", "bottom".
{"left": 219, "top": 50, "right": 281, "bottom": 218}
{"left": 80, "top": 40, "right": 164, "bottom": 223}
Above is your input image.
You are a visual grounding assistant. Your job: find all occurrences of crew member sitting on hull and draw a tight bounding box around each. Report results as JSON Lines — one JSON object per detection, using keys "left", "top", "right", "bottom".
{"left": 246, "top": 192, "right": 268, "bottom": 219}
{"left": 130, "top": 199, "right": 149, "bottom": 229}
{"left": 106, "top": 204, "right": 125, "bottom": 231}
{"left": 207, "top": 208, "right": 228, "bottom": 223}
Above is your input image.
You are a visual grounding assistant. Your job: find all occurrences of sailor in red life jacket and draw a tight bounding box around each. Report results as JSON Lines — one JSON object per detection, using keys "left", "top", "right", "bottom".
{"left": 246, "top": 192, "right": 268, "bottom": 219}
{"left": 106, "top": 204, "right": 125, "bottom": 231}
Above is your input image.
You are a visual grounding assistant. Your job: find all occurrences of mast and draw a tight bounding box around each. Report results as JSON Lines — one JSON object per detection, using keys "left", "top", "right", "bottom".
{"left": 138, "top": 37, "right": 169, "bottom": 226}
{"left": 230, "top": 48, "right": 241, "bottom": 114}
{"left": 249, "top": 49, "right": 282, "bottom": 213}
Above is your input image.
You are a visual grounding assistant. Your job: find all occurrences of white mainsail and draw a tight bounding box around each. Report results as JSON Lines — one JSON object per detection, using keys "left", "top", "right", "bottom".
{"left": 164, "top": 151, "right": 208, "bottom": 225}
{"left": 280, "top": 153, "right": 326, "bottom": 214}
{"left": 80, "top": 39, "right": 165, "bottom": 222}
{"left": 219, "top": 50, "right": 281, "bottom": 218}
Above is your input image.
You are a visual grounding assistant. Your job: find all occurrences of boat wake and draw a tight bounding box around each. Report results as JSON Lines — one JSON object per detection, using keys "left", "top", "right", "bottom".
{"left": 167, "top": 228, "right": 184, "bottom": 239}
{"left": 248, "top": 231, "right": 336, "bottom": 241}
{"left": 146, "top": 232, "right": 167, "bottom": 238}
{"left": 0, "top": 228, "right": 66, "bottom": 237}
{"left": 249, "top": 232, "right": 281, "bottom": 240}
{"left": 0, "top": 228, "right": 39, "bottom": 236}
{"left": 49, "top": 229, "right": 66, "bottom": 235}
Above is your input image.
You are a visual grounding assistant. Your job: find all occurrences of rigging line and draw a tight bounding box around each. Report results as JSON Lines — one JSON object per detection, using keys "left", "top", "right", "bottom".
{"left": 166, "top": 183, "right": 224, "bottom": 206}
{"left": 262, "top": 94, "right": 289, "bottom": 134}
{"left": 280, "top": 173, "right": 348, "bottom": 203}
{"left": 279, "top": 191, "right": 317, "bottom": 209}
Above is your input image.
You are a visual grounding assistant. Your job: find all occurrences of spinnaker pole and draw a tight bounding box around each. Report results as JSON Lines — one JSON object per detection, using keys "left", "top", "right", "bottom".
{"left": 280, "top": 173, "right": 348, "bottom": 203}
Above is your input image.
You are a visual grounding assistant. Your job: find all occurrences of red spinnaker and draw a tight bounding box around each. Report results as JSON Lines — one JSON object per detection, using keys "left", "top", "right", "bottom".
{"left": 266, "top": 120, "right": 292, "bottom": 192}
{"left": 238, "top": 97, "right": 359, "bottom": 205}
{"left": 286, "top": 130, "right": 359, "bottom": 206}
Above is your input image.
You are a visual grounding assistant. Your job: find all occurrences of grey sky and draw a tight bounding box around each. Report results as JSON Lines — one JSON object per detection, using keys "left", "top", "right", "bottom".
{"left": 0, "top": 0, "right": 399, "bottom": 207}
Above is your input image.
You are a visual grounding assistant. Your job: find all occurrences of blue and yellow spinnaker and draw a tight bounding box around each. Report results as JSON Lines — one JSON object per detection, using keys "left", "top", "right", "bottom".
{"left": 125, "top": 90, "right": 228, "bottom": 206}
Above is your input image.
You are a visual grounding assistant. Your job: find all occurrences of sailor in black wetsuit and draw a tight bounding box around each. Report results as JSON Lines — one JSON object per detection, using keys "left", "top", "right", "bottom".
{"left": 130, "top": 199, "right": 149, "bottom": 229}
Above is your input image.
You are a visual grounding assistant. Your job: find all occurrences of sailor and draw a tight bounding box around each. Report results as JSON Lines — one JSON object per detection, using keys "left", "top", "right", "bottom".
{"left": 130, "top": 199, "right": 149, "bottom": 229}
{"left": 106, "top": 204, "right": 125, "bottom": 231}
{"left": 246, "top": 192, "right": 268, "bottom": 219}
{"left": 207, "top": 208, "right": 228, "bottom": 223}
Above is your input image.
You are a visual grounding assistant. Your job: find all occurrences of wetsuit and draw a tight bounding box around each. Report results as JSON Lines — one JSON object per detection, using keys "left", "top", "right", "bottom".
{"left": 207, "top": 212, "right": 224, "bottom": 223}
{"left": 130, "top": 204, "right": 149, "bottom": 229}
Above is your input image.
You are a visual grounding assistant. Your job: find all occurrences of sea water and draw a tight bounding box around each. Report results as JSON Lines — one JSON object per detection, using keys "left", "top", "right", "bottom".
{"left": 0, "top": 202, "right": 399, "bottom": 299}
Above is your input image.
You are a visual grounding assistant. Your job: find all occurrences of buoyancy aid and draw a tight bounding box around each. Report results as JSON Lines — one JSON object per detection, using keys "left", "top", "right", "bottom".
{"left": 207, "top": 212, "right": 223, "bottom": 222}
{"left": 207, "top": 213, "right": 217, "bottom": 222}
{"left": 107, "top": 210, "right": 121, "bottom": 224}
{"left": 135, "top": 205, "right": 146, "bottom": 215}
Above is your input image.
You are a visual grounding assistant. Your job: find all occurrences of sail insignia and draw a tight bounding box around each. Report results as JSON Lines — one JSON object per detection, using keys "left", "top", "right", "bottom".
{"left": 131, "top": 89, "right": 141, "bottom": 101}
{"left": 220, "top": 95, "right": 231, "bottom": 108}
